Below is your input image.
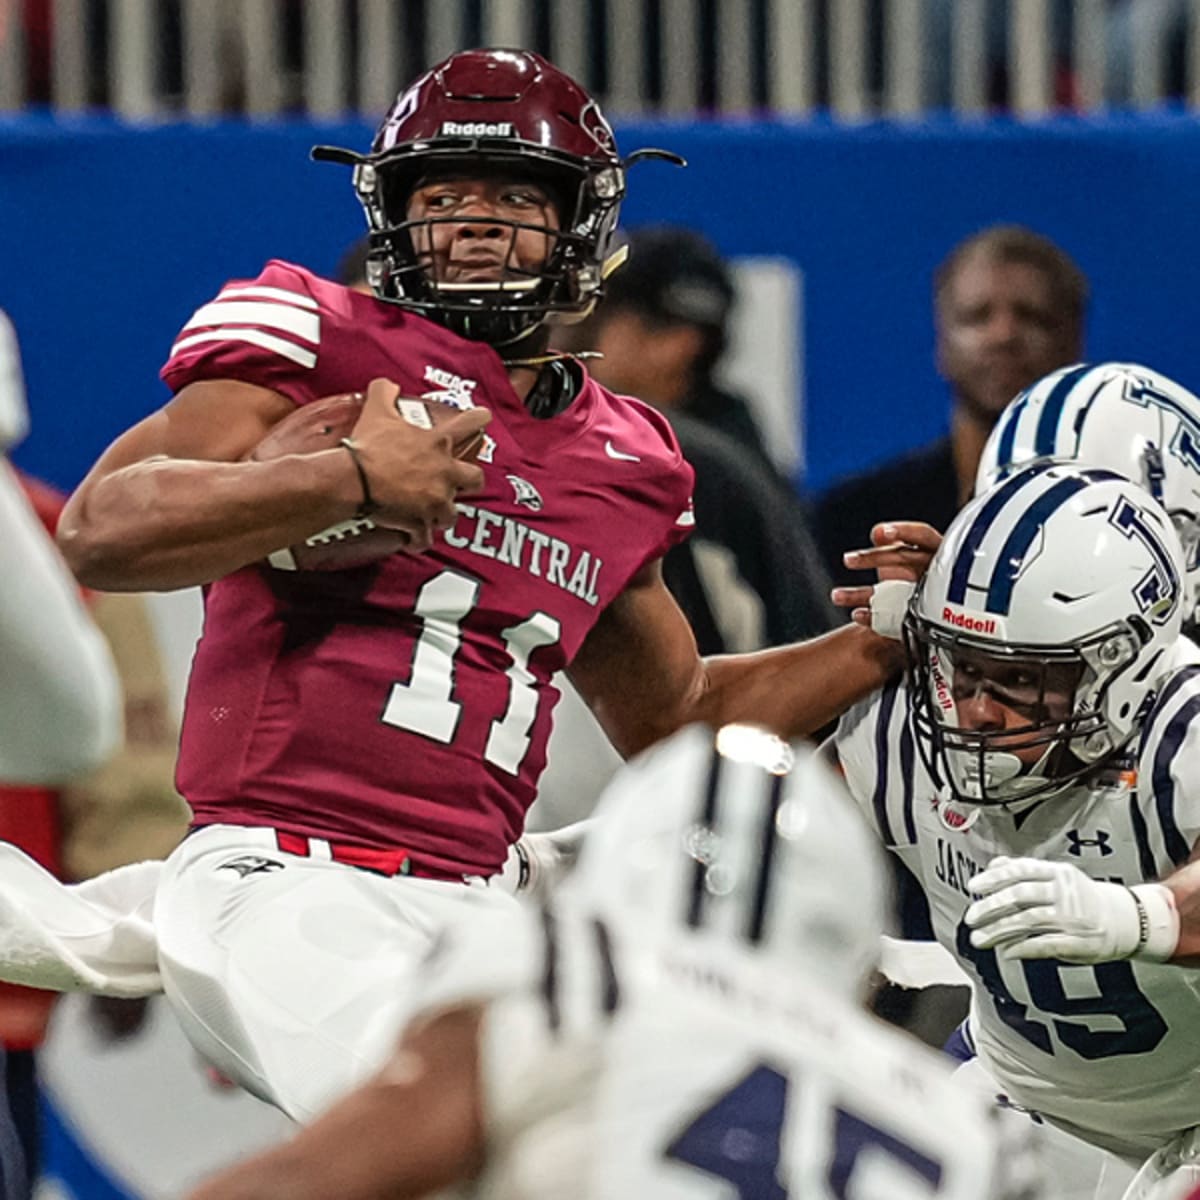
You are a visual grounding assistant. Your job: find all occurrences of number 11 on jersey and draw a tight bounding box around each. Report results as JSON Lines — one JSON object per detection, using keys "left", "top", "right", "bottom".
{"left": 380, "top": 569, "right": 561, "bottom": 774}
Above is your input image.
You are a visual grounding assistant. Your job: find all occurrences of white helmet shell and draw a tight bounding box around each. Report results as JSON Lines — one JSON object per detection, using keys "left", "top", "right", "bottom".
{"left": 908, "top": 460, "right": 1186, "bottom": 805}
{"left": 567, "top": 724, "right": 888, "bottom": 998}
{"left": 977, "top": 362, "right": 1200, "bottom": 628}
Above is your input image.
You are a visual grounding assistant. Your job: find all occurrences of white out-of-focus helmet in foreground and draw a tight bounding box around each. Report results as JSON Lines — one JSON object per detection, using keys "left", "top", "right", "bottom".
{"left": 907, "top": 460, "right": 1185, "bottom": 807}
{"left": 977, "top": 362, "right": 1200, "bottom": 630}
{"left": 568, "top": 724, "right": 887, "bottom": 999}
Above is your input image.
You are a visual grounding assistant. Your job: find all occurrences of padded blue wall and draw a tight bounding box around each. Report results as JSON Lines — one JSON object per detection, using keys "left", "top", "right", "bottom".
{"left": 2, "top": 110, "right": 1198, "bottom": 496}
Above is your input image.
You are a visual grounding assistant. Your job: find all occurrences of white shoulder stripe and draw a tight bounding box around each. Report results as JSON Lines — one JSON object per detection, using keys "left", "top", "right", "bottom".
{"left": 171, "top": 328, "right": 317, "bottom": 369}
{"left": 214, "top": 284, "right": 320, "bottom": 311}
{"left": 182, "top": 301, "right": 320, "bottom": 345}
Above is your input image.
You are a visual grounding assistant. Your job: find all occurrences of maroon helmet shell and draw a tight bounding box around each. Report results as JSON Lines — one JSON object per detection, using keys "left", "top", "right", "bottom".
{"left": 313, "top": 49, "right": 682, "bottom": 345}
{"left": 374, "top": 48, "right": 621, "bottom": 166}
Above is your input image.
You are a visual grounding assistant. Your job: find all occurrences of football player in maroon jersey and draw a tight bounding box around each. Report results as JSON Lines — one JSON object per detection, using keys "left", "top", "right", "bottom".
{"left": 56, "top": 49, "right": 930, "bottom": 1120}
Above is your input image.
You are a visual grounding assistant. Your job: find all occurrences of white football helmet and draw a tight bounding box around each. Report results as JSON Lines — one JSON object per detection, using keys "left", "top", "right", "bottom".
{"left": 907, "top": 460, "right": 1185, "bottom": 807}
{"left": 977, "top": 362, "right": 1200, "bottom": 631}
{"left": 568, "top": 723, "right": 888, "bottom": 998}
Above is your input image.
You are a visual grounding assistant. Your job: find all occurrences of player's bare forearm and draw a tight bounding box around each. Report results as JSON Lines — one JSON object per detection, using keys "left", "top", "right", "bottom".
{"left": 59, "top": 450, "right": 362, "bottom": 591}
{"left": 694, "top": 623, "right": 905, "bottom": 739}
{"left": 572, "top": 561, "right": 904, "bottom": 757}
{"left": 185, "top": 1008, "right": 485, "bottom": 1200}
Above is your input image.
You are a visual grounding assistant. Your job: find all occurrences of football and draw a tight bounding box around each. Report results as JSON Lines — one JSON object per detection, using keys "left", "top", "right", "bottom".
{"left": 250, "top": 389, "right": 484, "bottom": 571}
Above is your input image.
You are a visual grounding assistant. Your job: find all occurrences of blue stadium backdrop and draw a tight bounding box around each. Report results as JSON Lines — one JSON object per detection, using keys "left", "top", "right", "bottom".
{"left": 3, "top": 110, "right": 1200, "bottom": 500}
{"left": 3, "top": 109, "right": 1200, "bottom": 1197}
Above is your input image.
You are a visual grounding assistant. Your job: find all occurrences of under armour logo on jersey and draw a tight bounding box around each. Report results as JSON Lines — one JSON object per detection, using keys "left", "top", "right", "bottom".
{"left": 1065, "top": 830, "right": 1113, "bottom": 857}
{"left": 217, "top": 855, "right": 285, "bottom": 877}
{"left": 507, "top": 474, "right": 543, "bottom": 511}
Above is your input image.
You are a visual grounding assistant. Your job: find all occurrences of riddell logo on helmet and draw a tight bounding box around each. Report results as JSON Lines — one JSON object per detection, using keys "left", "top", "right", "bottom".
{"left": 440, "top": 120, "right": 514, "bottom": 138}
{"left": 941, "top": 606, "right": 998, "bottom": 635}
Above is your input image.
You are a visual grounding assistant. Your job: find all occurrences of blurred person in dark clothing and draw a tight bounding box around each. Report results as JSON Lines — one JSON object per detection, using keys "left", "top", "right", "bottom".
{"left": 580, "top": 225, "right": 773, "bottom": 469}
{"left": 815, "top": 224, "right": 1087, "bottom": 592}
{"left": 545, "top": 226, "right": 835, "bottom": 652}
{"left": 659, "top": 411, "right": 836, "bottom": 652}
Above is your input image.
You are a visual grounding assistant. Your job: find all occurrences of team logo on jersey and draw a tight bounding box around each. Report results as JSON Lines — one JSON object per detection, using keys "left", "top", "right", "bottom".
{"left": 507, "top": 474, "right": 543, "bottom": 511}
{"left": 422, "top": 365, "right": 496, "bottom": 462}
{"left": 422, "top": 365, "right": 477, "bottom": 410}
{"left": 1065, "top": 829, "right": 1114, "bottom": 857}
{"left": 216, "top": 855, "right": 285, "bottom": 877}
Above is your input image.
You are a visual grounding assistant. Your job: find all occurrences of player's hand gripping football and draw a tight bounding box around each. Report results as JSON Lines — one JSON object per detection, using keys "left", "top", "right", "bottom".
{"left": 965, "top": 856, "right": 1179, "bottom": 963}
{"left": 345, "top": 377, "right": 491, "bottom": 553}
{"left": 831, "top": 521, "right": 943, "bottom": 639}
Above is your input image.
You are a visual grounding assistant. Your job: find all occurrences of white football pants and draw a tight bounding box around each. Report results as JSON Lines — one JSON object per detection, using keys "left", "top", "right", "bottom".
{"left": 155, "top": 824, "right": 518, "bottom": 1121}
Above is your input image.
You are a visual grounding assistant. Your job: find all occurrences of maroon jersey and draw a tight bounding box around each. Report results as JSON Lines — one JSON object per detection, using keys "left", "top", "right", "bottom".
{"left": 162, "top": 261, "right": 694, "bottom": 875}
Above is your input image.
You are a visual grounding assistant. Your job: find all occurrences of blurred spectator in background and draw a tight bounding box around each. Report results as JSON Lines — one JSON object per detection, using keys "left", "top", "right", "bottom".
{"left": 0, "top": 309, "right": 123, "bottom": 1197}
{"left": 341, "top": 232, "right": 836, "bottom": 656}
{"left": 572, "top": 226, "right": 771, "bottom": 466}
{"left": 815, "top": 223, "right": 1088, "bottom": 592}
{"left": 3, "top": 474, "right": 190, "bottom": 1194}
{"left": 0, "top": 315, "right": 188, "bottom": 1194}
{"left": 548, "top": 226, "right": 836, "bottom": 654}
{"left": 0, "top": 311, "right": 120, "bottom": 782}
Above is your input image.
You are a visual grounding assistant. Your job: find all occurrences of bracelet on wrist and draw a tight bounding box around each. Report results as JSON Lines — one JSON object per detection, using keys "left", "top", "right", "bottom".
{"left": 1128, "top": 884, "right": 1180, "bottom": 961}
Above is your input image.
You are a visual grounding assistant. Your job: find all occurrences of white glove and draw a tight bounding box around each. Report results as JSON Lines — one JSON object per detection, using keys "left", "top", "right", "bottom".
{"left": 497, "top": 819, "right": 595, "bottom": 902}
{"left": 965, "top": 856, "right": 1179, "bottom": 963}
{"left": 869, "top": 578, "right": 915, "bottom": 641}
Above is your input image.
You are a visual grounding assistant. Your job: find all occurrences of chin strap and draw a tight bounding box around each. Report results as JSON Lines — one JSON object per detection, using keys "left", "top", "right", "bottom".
{"left": 501, "top": 350, "right": 601, "bottom": 370}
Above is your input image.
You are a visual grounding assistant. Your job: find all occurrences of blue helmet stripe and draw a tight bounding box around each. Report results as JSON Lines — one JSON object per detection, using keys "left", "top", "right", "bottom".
{"left": 982, "top": 468, "right": 1123, "bottom": 614}
{"left": 1069, "top": 375, "right": 1112, "bottom": 451}
{"left": 985, "top": 476, "right": 1088, "bottom": 614}
{"left": 947, "top": 461, "right": 1057, "bottom": 603}
{"left": 1033, "top": 364, "right": 1094, "bottom": 457}
{"left": 993, "top": 390, "right": 1029, "bottom": 473}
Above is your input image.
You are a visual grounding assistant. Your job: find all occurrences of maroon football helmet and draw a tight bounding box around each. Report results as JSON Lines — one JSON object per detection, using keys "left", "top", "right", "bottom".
{"left": 314, "top": 49, "right": 682, "bottom": 346}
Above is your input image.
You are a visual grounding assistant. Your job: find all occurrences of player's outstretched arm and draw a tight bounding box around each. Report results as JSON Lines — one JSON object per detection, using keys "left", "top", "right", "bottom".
{"left": 58, "top": 377, "right": 489, "bottom": 591}
{"left": 0, "top": 459, "right": 122, "bottom": 781}
{"left": 184, "top": 1005, "right": 486, "bottom": 1200}
{"left": 569, "top": 560, "right": 904, "bottom": 758}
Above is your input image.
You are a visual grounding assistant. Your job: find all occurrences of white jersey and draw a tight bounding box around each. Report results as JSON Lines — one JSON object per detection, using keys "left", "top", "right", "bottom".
{"left": 835, "top": 643, "right": 1200, "bottom": 1159}
{"left": 414, "top": 902, "right": 1041, "bottom": 1200}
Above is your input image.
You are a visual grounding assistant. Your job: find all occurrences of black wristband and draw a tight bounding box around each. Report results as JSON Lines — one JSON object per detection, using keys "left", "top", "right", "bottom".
{"left": 339, "top": 437, "right": 379, "bottom": 520}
